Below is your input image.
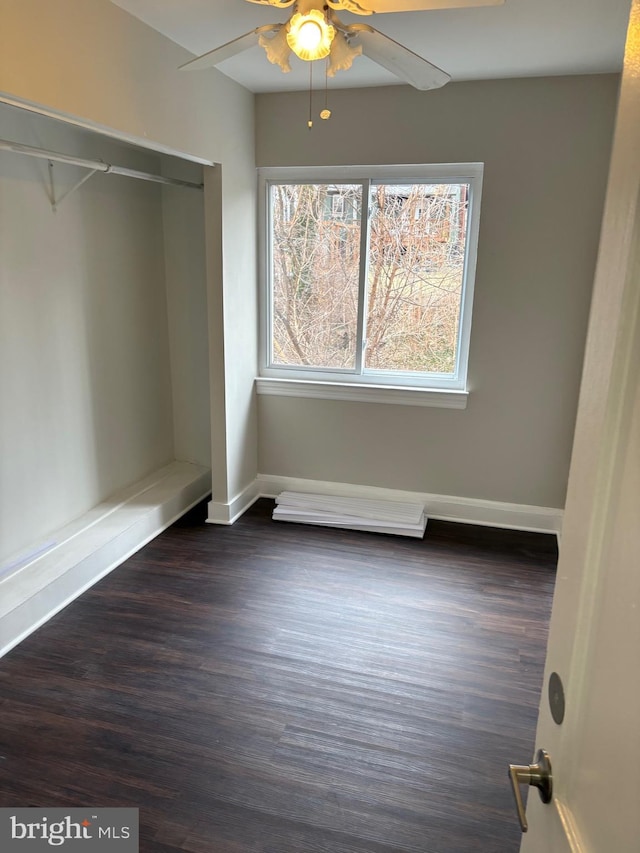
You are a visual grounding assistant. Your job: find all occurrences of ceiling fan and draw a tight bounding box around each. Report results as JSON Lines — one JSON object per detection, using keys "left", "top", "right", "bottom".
{"left": 180, "top": 0, "right": 504, "bottom": 92}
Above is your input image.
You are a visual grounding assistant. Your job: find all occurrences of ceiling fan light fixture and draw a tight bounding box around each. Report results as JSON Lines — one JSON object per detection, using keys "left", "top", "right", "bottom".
{"left": 258, "top": 25, "right": 292, "bottom": 72}
{"left": 287, "top": 10, "right": 335, "bottom": 61}
{"left": 327, "top": 29, "right": 362, "bottom": 76}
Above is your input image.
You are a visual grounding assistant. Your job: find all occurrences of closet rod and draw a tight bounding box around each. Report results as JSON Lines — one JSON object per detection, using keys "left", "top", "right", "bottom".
{"left": 0, "top": 139, "right": 204, "bottom": 190}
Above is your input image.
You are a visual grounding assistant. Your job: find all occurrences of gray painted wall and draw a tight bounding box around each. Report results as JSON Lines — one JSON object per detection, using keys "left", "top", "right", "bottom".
{"left": 255, "top": 75, "right": 619, "bottom": 509}
{"left": 161, "top": 166, "right": 211, "bottom": 470}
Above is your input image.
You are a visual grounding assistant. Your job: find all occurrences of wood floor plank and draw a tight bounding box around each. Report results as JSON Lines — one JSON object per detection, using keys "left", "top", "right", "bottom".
{"left": 0, "top": 499, "right": 556, "bottom": 852}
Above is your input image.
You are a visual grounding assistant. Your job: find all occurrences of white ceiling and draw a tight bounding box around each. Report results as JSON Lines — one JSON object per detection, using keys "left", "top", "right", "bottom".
{"left": 111, "top": 0, "right": 631, "bottom": 93}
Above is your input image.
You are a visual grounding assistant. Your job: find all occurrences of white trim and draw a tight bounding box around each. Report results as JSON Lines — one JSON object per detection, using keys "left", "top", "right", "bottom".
{"left": 0, "top": 458, "right": 559, "bottom": 658}
{"left": 553, "top": 798, "right": 590, "bottom": 853}
{"left": 0, "top": 461, "right": 211, "bottom": 658}
{"left": 258, "top": 164, "right": 485, "bottom": 182}
{"left": 258, "top": 163, "right": 483, "bottom": 393}
{"left": 207, "top": 480, "right": 261, "bottom": 525}
{"left": 255, "top": 474, "right": 563, "bottom": 535}
{"left": 256, "top": 377, "right": 469, "bottom": 409}
{"left": 354, "top": 177, "right": 372, "bottom": 376}
{"left": 0, "top": 92, "right": 216, "bottom": 166}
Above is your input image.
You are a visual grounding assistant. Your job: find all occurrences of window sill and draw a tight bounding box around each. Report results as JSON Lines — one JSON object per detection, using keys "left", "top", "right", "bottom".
{"left": 255, "top": 377, "right": 469, "bottom": 409}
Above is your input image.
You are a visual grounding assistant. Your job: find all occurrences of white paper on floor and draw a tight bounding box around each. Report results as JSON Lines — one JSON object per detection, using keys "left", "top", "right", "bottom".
{"left": 272, "top": 492, "right": 427, "bottom": 538}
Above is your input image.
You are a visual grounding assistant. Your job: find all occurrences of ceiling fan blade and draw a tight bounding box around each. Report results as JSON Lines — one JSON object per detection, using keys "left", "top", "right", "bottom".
{"left": 349, "top": 25, "right": 450, "bottom": 90}
{"left": 245, "top": 0, "right": 296, "bottom": 6}
{"left": 351, "top": 0, "right": 504, "bottom": 10}
{"left": 179, "top": 25, "right": 280, "bottom": 70}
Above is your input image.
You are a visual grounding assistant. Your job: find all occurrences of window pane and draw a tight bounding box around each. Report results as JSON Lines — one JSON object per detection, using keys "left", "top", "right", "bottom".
{"left": 270, "top": 183, "right": 362, "bottom": 369}
{"left": 365, "top": 183, "right": 469, "bottom": 375}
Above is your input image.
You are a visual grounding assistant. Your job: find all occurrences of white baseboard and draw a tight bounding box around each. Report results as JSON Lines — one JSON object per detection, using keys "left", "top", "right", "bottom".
{"left": 1, "top": 465, "right": 559, "bottom": 658}
{"left": 206, "top": 480, "right": 260, "bottom": 525}
{"left": 256, "top": 474, "right": 563, "bottom": 537}
{"left": 0, "top": 461, "right": 211, "bottom": 658}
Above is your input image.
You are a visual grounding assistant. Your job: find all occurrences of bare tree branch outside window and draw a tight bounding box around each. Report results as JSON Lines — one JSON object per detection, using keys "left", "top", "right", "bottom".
{"left": 270, "top": 182, "right": 468, "bottom": 375}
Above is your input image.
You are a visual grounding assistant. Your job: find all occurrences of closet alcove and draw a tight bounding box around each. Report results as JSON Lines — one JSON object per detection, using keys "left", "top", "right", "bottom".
{"left": 0, "top": 101, "right": 214, "bottom": 652}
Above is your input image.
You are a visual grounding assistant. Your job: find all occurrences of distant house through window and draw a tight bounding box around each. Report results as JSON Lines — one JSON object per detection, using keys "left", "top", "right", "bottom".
{"left": 259, "top": 165, "right": 483, "bottom": 395}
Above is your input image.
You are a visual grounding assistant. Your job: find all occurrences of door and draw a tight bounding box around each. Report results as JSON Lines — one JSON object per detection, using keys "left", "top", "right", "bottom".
{"left": 514, "top": 3, "right": 640, "bottom": 850}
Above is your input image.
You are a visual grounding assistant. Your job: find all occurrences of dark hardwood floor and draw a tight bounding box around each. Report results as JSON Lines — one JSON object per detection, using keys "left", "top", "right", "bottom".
{"left": 0, "top": 499, "right": 557, "bottom": 852}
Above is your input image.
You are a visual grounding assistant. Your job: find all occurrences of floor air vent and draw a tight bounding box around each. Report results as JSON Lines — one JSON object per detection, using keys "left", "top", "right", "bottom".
{"left": 272, "top": 492, "right": 427, "bottom": 538}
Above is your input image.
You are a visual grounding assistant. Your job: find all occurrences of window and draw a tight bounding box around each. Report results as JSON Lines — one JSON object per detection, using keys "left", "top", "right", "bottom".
{"left": 329, "top": 193, "right": 345, "bottom": 219}
{"left": 258, "top": 165, "right": 483, "bottom": 406}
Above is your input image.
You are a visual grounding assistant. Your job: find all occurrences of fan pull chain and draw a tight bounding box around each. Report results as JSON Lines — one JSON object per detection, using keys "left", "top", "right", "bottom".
{"left": 308, "top": 62, "right": 313, "bottom": 129}
{"left": 321, "top": 58, "right": 331, "bottom": 120}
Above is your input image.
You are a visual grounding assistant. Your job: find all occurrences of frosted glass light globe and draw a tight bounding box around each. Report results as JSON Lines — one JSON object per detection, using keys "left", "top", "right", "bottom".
{"left": 287, "top": 10, "right": 335, "bottom": 61}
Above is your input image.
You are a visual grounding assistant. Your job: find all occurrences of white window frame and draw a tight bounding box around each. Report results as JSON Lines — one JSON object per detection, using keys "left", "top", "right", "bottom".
{"left": 257, "top": 164, "right": 484, "bottom": 408}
